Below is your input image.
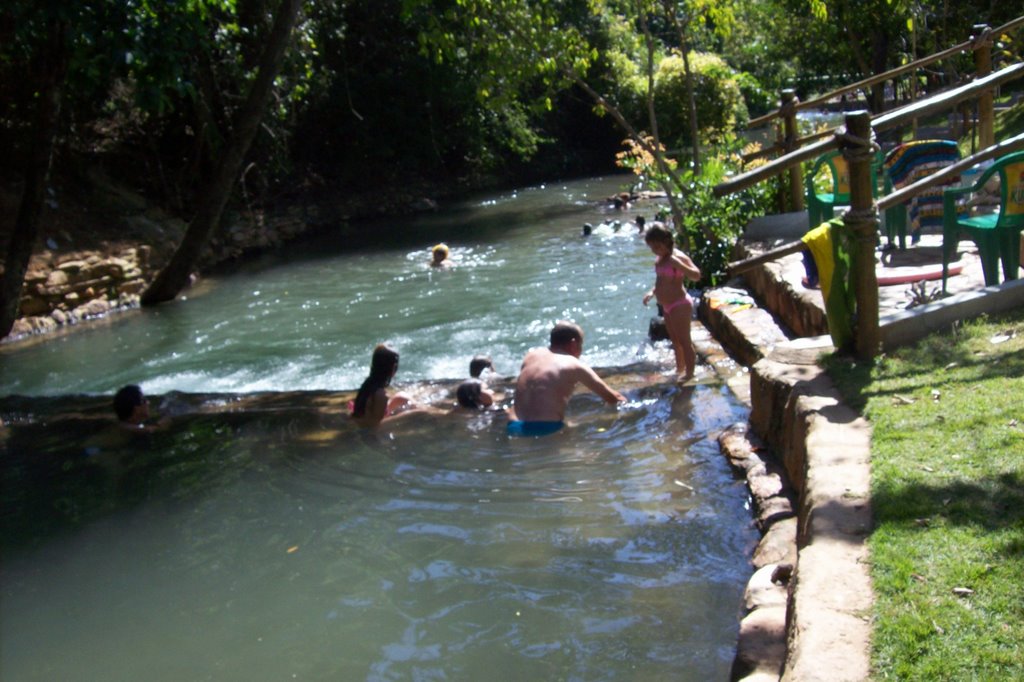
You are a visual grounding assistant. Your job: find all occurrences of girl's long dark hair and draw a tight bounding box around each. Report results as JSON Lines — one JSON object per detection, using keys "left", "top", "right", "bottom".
{"left": 351, "top": 344, "right": 399, "bottom": 417}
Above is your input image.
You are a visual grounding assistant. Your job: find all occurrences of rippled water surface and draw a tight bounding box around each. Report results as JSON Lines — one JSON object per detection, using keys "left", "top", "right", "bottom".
{"left": 1, "top": 385, "right": 755, "bottom": 681}
{"left": 1, "top": 176, "right": 756, "bottom": 680}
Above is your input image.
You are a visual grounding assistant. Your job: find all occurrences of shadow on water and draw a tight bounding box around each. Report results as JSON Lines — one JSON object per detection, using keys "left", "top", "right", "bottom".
{"left": 0, "top": 365, "right": 729, "bottom": 556}
{"left": 0, "top": 392, "right": 341, "bottom": 554}
{"left": 0, "top": 371, "right": 756, "bottom": 680}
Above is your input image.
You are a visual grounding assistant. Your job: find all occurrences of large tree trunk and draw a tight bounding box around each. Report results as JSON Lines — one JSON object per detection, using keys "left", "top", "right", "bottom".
{"left": 0, "top": 19, "right": 69, "bottom": 338}
{"left": 141, "top": 0, "right": 303, "bottom": 306}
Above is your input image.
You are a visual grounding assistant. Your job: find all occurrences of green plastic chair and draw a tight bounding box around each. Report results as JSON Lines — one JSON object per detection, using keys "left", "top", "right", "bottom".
{"left": 806, "top": 150, "right": 882, "bottom": 230}
{"left": 941, "top": 150, "right": 1024, "bottom": 292}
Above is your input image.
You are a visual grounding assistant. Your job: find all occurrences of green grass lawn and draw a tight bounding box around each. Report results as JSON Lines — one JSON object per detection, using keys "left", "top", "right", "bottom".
{"left": 825, "top": 309, "right": 1024, "bottom": 681}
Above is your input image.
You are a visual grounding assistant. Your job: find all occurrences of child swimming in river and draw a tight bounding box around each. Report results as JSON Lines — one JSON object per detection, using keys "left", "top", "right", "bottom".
{"left": 642, "top": 223, "right": 702, "bottom": 381}
{"left": 430, "top": 243, "right": 453, "bottom": 268}
{"left": 350, "top": 344, "right": 415, "bottom": 427}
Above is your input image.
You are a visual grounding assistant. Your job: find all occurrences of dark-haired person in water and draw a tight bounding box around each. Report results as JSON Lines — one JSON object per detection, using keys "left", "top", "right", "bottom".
{"left": 455, "top": 379, "right": 495, "bottom": 410}
{"left": 113, "top": 384, "right": 150, "bottom": 425}
{"left": 350, "top": 344, "right": 414, "bottom": 427}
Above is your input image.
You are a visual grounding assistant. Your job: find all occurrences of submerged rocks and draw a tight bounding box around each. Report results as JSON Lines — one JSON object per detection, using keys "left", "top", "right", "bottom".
{"left": 718, "top": 422, "right": 797, "bottom": 682}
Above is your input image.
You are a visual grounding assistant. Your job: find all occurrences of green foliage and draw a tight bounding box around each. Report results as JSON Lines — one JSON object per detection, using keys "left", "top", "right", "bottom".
{"left": 617, "top": 135, "right": 774, "bottom": 286}
{"left": 0, "top": 0, "right": 321, "bottom": 206}
{"left": 733, "top": 70, "right": 772, "bottom": 117}
{"left": 651, "top": 51, "right": 748, "bottom": 147}
{"left": 402, "top": 0, "right": 595, "bottom": 114}
{"left": 4, "top": 0, "right": 1015, "bottom": 239}
{"left": 673, "top": 146, "right": 773, "bottom": 285}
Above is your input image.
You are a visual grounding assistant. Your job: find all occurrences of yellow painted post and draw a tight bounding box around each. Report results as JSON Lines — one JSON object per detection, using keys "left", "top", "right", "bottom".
{"left": 781, "top": 90, "right": 804, "bottom": 212}
{"left": 973, "top": 24, "right": 995, "bottom": 149}
{"left": 841, "top": 112, "right": 880, "bottom": 359}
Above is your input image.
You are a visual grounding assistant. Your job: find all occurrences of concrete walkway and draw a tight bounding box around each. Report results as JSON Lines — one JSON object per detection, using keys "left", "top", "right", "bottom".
{"left": 701, "top": 212, "right": 1024, "bottom": 681}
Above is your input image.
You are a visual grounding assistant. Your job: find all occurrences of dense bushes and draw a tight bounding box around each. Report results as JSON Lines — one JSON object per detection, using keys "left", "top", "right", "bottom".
{"left": 611, "top": 48, "right": 753, "bottom": 151}
{"left": 652, "top": 53, "right": 749, "bottom": 148}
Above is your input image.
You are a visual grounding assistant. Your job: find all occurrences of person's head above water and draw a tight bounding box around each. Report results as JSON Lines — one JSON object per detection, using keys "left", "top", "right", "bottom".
{"left": 469, "top": 355, "right": 493, "bottom": 378}
{"left": 368, "top": 344, "right": 400, "bottom": 384}
{"left": 456, "top": 379, "right": 494, "bottom": 409}
{"left": 113, "top": 384, "right": 149, "bottom": 424}
{"left": 431, "top": 243, "right": 450, "bottom": 266}
{"left": 352, "top": 344, "right": 401, "bottom": 419}
{"left": 550, "top": 320, "right": 584, "bottom": 355}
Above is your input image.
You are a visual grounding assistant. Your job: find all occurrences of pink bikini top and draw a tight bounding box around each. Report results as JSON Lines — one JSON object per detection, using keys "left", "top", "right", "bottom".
{"left": 655, "top": 262, "right": 684, "bottom": 279}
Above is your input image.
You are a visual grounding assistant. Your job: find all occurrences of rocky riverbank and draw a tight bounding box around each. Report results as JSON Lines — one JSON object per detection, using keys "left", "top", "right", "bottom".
{"left": 7, "top": 206, "right": 313, "bottom": 341}
{"left": 2, "top": 167, "right": 448, "bottom": 344}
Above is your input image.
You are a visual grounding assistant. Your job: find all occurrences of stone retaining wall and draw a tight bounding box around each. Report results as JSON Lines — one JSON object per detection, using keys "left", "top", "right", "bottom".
{"left": 746, "top": 356, "right": 873, "bottom": 682}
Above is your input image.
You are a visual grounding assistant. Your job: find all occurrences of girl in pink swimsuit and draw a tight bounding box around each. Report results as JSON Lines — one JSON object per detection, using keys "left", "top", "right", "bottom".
{"left": 642, "top": 223, "right": 702, "bottom": 381}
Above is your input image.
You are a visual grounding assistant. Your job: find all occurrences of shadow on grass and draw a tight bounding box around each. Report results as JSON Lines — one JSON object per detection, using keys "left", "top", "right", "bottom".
{"left": 822, "top": 327, "right": 1024, "bottom": 413}
{"left": 873, "top": 471, "right": 1024, "bottom": 557}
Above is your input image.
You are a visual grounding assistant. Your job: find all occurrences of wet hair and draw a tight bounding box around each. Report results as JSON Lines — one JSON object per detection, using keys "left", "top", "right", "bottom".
{"left": 469, "top": 355, "right": 493, "bottom": 378}
{"left": 113, "top": 384, "right": 145, "bottom": 422}
{"left": 550, "top": 320, "right": 583, "bottom": 349}
{"left": 431, "top": 243, "right": 449, "bottom": 259}
{"left": 456, "top": 379, "right": 488, "bottom": 409}
{"left": 582, "top": 223, "right": 592, "bottom": 236}
{"left": 352, "top": 344, "right": 399, "bottom": 417}
{"left": 644, "top": 222, "right": 675, "bottom": 248}
{"left": 635, "top": 215, "right": 646, "bottom": 229}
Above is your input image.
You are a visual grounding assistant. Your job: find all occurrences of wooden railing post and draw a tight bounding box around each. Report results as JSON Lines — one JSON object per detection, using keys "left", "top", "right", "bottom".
{"left": 774, "top": 120, "right": 787, "bottom": 212}
{"left": 841, "top": 112, "right": 880, "bottom": 359}
{"left": 973, "top": 24, "right": 995, "bottom": 149}
{"left": 781, "top": 89, "right": 804, "bottom": 211}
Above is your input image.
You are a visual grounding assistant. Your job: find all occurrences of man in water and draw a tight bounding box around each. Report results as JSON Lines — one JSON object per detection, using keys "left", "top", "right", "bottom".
{"left": 508, "top": 321, "right": 625, "bottom": 436}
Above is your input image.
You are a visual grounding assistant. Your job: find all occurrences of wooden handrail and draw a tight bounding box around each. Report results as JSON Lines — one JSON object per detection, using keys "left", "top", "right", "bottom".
{"left": 715, "top": 136, "right": 838, "bottom": 197}
{"left": 728, "top": 132, "right": 1024, "bottom": 277}
{"left": 746, "top": 15, "right": 1024, "bottom": 130}
{"left": 873, "top": 61, "right": 1024, "bottom": 132}
{"left": 742, "top": 128, "right": 833, "bottom": 163}
{"left": 715, "top": 62, "right": 1024, "bottom": 198}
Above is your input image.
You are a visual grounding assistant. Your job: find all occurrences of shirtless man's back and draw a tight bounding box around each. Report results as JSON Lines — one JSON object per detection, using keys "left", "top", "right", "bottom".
{"left": 509, "top": 321, "right": 624, "bottom": 434}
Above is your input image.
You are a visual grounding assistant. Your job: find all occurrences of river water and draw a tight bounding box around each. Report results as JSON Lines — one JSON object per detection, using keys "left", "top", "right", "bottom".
{"left": 0, "top": 175, "right": 757, "bottom": 681}
{"left": 5, "top": 176, "right": 684, "bottom": 396}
